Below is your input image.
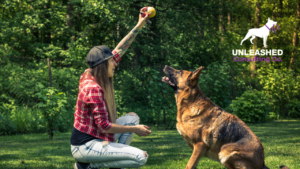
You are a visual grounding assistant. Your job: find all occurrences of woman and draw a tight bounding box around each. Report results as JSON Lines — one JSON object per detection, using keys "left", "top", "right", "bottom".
{"left": 71, "top": 8, "right": 152, "bottom": 169}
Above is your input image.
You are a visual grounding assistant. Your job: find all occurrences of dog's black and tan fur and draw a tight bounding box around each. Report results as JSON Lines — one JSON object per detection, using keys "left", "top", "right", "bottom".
{"left": 162, "top": 65, "right": 289, "bottom": 169}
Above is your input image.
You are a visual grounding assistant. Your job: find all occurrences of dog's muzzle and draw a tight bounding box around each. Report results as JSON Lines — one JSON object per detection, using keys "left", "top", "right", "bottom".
{"left": 162, "top": 76, "right": 175, "bottom": 86}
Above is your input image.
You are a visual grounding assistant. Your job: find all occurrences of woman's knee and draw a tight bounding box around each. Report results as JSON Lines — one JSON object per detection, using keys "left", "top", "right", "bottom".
{"left": 127, "top": 112, "right": 139, "bottom": 118}
{"left": 125, "top": 112, "right": 140, "bottom": 124}
{"left": 136, "top": 150, "right": 148, "bottom": 166}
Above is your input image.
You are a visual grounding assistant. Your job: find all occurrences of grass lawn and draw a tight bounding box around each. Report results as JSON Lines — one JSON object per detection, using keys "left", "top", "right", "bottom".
{"left": 0, "top": 120, "right": 300, "bottom": 169}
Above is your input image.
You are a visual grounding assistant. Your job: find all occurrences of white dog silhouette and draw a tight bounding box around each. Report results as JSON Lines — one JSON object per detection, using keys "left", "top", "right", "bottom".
{"left": 240, "top": 18, "right": 278, "bottom": 48}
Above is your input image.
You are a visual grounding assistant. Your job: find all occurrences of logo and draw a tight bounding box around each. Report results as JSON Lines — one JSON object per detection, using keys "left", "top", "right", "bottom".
{"left": 240, "top": 17, "right": 280, "bottom": 48}
{"left": 232, "top": 49, "right": 283, "bottom": 63}
{"left": 233, "top": 17, "right": 282, "bottom": 63}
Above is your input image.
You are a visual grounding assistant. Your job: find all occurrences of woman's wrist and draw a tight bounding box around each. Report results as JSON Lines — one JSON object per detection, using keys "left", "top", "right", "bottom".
{"left": 130, "top": 126, "right": 137, "bottom": 133}
{"left": 122, "top": 125, "right": 137, "bottom": 133}
{"left": 135, "top": 22, "right": 145, "bottom": 29}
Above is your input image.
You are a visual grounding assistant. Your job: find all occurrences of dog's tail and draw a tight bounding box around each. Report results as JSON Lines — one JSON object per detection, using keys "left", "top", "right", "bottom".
{"left": 261, "top": 162, "right": 289, "bottom": 169}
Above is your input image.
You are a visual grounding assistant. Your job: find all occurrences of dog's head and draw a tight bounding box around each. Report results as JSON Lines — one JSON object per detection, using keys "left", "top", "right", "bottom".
{"left": 267, "top": 17, "right": 277, "bottom": 25}
{"left": 267, "top": 17, "right": 278, "bottom": 33}
{"left": 162, "top": 65, "right": 205, "bottom": 92}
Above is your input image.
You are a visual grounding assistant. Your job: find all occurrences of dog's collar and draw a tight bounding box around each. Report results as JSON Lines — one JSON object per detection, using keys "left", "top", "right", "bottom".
{"left": 265, "top": 24, "right": 280, "bottom": 32}
{"left": 265, "top": 24, "right": 271, "bottom": 30}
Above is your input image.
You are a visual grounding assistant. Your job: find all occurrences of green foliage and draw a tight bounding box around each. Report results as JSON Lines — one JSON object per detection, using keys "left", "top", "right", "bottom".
{"left": 228, "top": 89, "right": 271, "bottom": 123}
{"left": 1, "top": 0, "right": 300, "bottom": 135}
{"left": 35, "top": 83, "right": 68, "bottom": 139}
{"left": 285, "top": 99, "right": 300, "bottom": 118}
{"left": 257, "top": 65, "right": 300, "bottom": 118}
{"left": 114, "top": 66, "right": 177, "bottom": 128}
{"left": 0, "top": 57, "right": 77, "bottom": 135}
{"left": 0, "top": 59, "right": 49, "bottom": 106}
{"left": 0, "top": 101, "right": 47, "bottom": 135}
{"left": 0, "top": 113, "right": 16, "bottom": 135}
{"left": 198, "top": 61, "right": 232, "bottom": 108}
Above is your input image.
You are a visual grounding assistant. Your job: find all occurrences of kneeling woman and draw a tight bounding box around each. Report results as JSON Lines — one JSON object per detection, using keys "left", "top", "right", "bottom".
{"left": 71, "top": 8, "right": 151, "bottom": 169}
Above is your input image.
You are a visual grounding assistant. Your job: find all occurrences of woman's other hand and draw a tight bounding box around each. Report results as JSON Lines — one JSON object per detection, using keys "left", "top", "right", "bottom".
{"left": 134, "top": 125, "right": 151, "bottom": 136}
{"left": 136, "top": 7, "right": 150, "bottom": 28}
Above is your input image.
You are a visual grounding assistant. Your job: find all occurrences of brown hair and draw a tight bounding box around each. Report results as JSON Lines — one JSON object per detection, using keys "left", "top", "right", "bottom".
{"left": 88, "top": 59, "right": 116, "bottom": 123}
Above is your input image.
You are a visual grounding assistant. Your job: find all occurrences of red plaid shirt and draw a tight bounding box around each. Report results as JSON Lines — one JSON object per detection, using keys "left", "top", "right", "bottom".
{"left": 73, "top": 52, "right": 121, "bottom": 142}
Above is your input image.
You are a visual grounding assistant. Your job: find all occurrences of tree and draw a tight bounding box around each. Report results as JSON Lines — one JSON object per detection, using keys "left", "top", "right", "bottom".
{"left": 289, "top": 1, "right": 300, "bottom": 70}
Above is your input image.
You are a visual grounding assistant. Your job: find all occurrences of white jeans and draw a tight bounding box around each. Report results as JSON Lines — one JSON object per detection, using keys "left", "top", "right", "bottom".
{"left": 71, "top": 114, "right": 148, "bottom": 168}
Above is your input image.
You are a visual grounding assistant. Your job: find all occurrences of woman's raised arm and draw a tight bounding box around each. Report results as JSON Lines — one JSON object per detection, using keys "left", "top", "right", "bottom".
{"left": 113, "top": 7, "right": 150, "bottom": 57}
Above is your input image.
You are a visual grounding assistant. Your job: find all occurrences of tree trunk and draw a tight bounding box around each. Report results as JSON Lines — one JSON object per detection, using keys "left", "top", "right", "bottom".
{"left": 272, "top": 2, "right": 276, "bottom": 20}
{"left": 160, "top": 64, "right": 166, "bottom": 124}
{"left": 44, "top": 1, "right": 53, "bottom": 139}
{"left": 132, "top": 35, "right": 141, "bottom": 68}
{"left": 66, "top": 0, "right": 74, "bottom": 29}
{"left": 289, "top": 2, "right": 300, "bottom": 69}
{"left": 228, "top": 12, "right": 231, "bottom": 31}
{"left": 219, "top": 1, "right": 225, "bottom": 41}
{"left": 247, "top": 1, "right": 252, "bottom": 27}
{"left": 148, "top": 0, "right": 160, "bottom": 129}
{"left": 63, "top": 0, "right": 74, "bottom": 50}
{"left": 131, "top": 4, "right": 141, "bottom": 69}
{"left": 229, "top": 69, "right": 235, "bottom": 100}
{"left": 251, "top": 1, "right": 261, "bottom": 77}
{"left": 279, "top": 0, "right": 283, "bottom": 18}
{"left": 44, "top": 0, "right": 51, "bottom": 44}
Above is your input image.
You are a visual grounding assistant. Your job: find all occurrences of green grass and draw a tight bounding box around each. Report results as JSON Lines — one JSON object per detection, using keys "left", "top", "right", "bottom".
{"left": 0, "top": 120, "right": 300, "bottom": 169}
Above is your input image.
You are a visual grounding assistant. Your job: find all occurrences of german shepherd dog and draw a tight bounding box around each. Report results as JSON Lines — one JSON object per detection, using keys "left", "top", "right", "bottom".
{"left": 162, "top": 65, "right": 289, "bottom": 169}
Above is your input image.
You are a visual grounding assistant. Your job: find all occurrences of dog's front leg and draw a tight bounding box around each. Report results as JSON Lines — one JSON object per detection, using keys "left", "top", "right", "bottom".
{"left": 186, "top": 142, "right": 208, "bottom": 169}
{"left": 263, "top": 36, "right": 268, "bottom": 48}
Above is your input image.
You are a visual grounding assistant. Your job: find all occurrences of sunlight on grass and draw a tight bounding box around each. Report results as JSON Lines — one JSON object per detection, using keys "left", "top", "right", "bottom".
{"left": 0, "top": 120, "right": 300, "bottom": 169}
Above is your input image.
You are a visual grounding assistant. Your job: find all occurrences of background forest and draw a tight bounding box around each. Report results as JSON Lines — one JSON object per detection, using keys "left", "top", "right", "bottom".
{"left": 0, "top": 0, "right": 299, "bottom": 136}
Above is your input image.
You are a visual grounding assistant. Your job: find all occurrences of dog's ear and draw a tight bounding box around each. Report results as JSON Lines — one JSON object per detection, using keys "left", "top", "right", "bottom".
{"left": 268, "top": 17, "right": 270, "bottom": 21}
{"left": 190, "top": 66, "right": 205, "bottom": 85}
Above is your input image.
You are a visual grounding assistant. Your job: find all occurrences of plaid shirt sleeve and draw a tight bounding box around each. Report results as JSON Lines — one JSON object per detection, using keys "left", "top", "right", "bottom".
{"left": 83, "top": 87, "right": 112, "bottom": 133}
{"left": 112, "top": 50, "right": 121, "bottom": 63}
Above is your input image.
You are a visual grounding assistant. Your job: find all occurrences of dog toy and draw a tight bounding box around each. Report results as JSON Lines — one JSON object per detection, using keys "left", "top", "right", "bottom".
{"left": 141, "top": 7, "right": 156, "bottom": 24}
{"left": 146, "top": 7, "right": 156, "bottom": 18}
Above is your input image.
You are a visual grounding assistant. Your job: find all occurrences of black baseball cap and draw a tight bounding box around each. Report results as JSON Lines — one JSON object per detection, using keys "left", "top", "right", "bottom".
{"left": 86, "top": 45, "right": 119, "bottom": 68}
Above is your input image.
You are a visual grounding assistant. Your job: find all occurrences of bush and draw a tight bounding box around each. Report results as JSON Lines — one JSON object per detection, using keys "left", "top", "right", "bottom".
{"left": 0, "top": 58, "right": 79, "bottom": 135}
{"left": 0, "top": 113, "right": 16, "bottom": 135}
{"left": 0, "top": 100, "right": 73, "bottom": 136}
{"left": 114, "top": 66, "right": 177, "bottom": 128}
{"left": 227, "top": 89, "right": 271, "bottom": 123}
{"left": 197, "top": 61, "right": 232, "bottom": 108}
{"left": 257, "top": 65, "right": 300, "bottom": 118}
{"left": 0, "top": 102, "right": 46, "bottom": 135}
{"left": 35, "top": 83, "right": 68, "bottom": 139}
{"left": 286, "top": 99, "right": 300, "bottom": 118}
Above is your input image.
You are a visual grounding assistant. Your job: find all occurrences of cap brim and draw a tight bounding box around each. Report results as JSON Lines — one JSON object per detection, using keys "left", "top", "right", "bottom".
{"left": 106, "top": 50, "right": 121, "bottom": 60}
{"left": 89, "top": 50, "right": 121, "bottom": 68}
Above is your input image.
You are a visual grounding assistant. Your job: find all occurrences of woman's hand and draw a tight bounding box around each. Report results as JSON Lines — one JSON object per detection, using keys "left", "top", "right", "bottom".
{"left": 136, "top": 7, "right": 150, "bottom": 28}
{"left": 134, "top": 125, "right": 151, "bottom": 136}
{"left": 113, "top": 7, "right": 149, "bottom": 58}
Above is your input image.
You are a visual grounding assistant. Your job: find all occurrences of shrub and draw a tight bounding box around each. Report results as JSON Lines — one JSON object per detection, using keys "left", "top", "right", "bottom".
{"left": 197, "top": 61, "right": 232, "bottom": 108}
{"left": 228, "top": 89, "right": 271, "bottom": 123}
{"left": 35, "top": 83, "right": 68, "bottom": 139}
{"left": 0, "top": 102, "right": 46, "bottom": 135}
{"left": 257, "top": 65, "right": 300, "bottom": 118}
{"left": 285, "top": 99, "right": 300, "bottom": 118}
{"left": 114, "top": 66, "right": 177, "bottom": 128}
{"left": 0, "top": 113, "right": 16, "bottom": 135}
